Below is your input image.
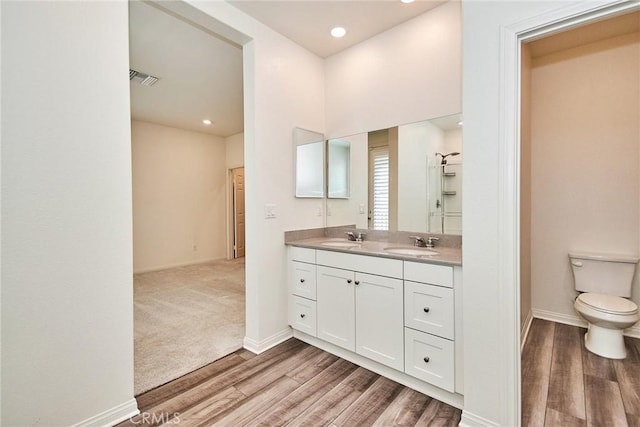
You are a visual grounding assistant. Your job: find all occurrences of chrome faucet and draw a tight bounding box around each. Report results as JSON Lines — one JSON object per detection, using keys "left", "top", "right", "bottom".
{"left": 409, "top": 236, "right": 427, "bottom": 247}
{"left": 409, "top": 236, "right": 440, "bottom": 248}
{"left": 346, "top": 231, "right": 367, "bottom": 242}
{"left": 426, "top": 236, "right": 440, "bottom": 249}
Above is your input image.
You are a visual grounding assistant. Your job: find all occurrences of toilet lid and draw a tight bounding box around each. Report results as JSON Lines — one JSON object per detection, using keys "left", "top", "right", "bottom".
{"left": 577, "top": 293, "right": 638, "bottom": 315}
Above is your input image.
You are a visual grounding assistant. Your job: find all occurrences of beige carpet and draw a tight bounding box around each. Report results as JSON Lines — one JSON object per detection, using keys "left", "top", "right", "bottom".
{"left": 134, "top": 258, "right": 245, "bottom": 395}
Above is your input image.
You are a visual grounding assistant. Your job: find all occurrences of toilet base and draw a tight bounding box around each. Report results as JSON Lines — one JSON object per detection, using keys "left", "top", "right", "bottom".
{"left": 584, "top": 324, "right": 627, "bottom": 359}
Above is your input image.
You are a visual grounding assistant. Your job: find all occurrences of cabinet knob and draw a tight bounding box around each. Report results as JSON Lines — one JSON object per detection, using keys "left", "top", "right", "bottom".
{"left": 423, "top": 356, "right": 430, "bottom": 363}
{"left": 347, "top": 279, "right": 352, "bottom": 284}
{"left": 300, "top": 313, "right": 306, "bottom": 318}
{"left": 300, "top": 278, "right": 305, "bottom": 283}
{"left": 355, "top": 280, "right": 360, "bottom": 285}
{"left": 423, "top": 307, "right": 430, "bottom": 313}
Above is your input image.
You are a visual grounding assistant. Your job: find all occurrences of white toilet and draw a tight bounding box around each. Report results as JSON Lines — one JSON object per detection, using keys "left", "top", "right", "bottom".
{"left": 570, "top": 251, "right": 639, "bottom": 359}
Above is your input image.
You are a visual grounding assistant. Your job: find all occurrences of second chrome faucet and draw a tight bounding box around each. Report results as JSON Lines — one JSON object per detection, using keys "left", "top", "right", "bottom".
{"left": 410, "top": 235, "right": 440, "bottom": 248}
{"left": 346, "top": 231, "right": 367, "bottom": 242}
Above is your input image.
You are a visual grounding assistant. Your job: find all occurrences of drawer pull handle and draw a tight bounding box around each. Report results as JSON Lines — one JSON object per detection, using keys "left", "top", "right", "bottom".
{"left": 300, "top": 314, "right": 306, "bottom": 318}
{"left": 300, "top": 278, "right": 305, "bottom": 283}
{"left": 355, "top": 280, "right": 360, "bottom": 285}
{"left": 423, "top": 356, "right": 430, "bottom": 363}
{"left": 423, "top": 307, "right": 430, "bottom": 313}
{"left": 347, "top": 279, "right": 352, "bottom": 284}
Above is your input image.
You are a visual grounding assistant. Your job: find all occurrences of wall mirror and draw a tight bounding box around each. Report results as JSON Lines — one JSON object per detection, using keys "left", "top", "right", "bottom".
{"left": 327, "top": 138, "right": 351, "bottom": 199}
{"left": 294, "top": 127, "right": 325, "bottom": 198}
{"left": 325, "top": 113, "right": 463, "bottom": 235}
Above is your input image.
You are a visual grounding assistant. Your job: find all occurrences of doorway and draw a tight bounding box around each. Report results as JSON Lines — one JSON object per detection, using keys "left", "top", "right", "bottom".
{"left": 129, "top": 0, "right": 246, "bottom": 395}
{"left": 232, "top": 167, "right": 245, "bottom": 259}
{"left": 493, "top": 2, "right": 640, "bottom": 424}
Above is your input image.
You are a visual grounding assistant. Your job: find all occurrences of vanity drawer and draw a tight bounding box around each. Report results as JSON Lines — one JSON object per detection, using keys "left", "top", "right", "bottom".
{"left": 404, "top": 261, "right": 453, "bottom": 288}
{"left": 290, "top": 261, "right": 317, "bottom": 300}
{"left": 290, "top": 296, "right": 317, "bottom": 336}
{"left": 290, "top": 246, "right": 316, "bottom": 264}
{"left": 404, "top": 281, "right": 454, "bottom": 339}
{"left": 316, "top": 249, "right": 403, "bottom": 279}
{"left": 404, "top": 328, "right": 454, "bottom": 392}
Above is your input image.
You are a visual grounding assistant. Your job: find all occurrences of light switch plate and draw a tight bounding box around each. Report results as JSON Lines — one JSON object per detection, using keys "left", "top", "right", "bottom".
{"left": 359, "top": 203, "right": 365, "bottom": 214}
{"left": 264, "top": 203, "right": 277, "bottom": 219}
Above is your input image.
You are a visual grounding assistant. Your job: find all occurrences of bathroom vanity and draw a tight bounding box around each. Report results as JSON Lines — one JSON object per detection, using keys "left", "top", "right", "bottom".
{"left": 286, "top": 232, "right": 463, "bottom": 408}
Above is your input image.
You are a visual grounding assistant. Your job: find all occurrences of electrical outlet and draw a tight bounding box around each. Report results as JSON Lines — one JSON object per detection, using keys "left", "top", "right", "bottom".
{"left": 193, "top": 245, "right": 198, "bottom": 251}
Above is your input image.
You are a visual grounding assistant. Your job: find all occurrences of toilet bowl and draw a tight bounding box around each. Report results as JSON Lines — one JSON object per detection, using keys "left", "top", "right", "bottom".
{"left": 569, "top": 251, "right": 639, "bottom": 359}
{"left": 574, "top": 293, "right": 639, "bottom": 359}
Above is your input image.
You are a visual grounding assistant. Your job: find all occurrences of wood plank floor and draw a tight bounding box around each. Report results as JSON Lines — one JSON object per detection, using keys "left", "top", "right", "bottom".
{"left": 522, "top": 318, "right": 640, "bottom": 426}
{"left": 116, "top": 338, "right": 461, "bottom": 427}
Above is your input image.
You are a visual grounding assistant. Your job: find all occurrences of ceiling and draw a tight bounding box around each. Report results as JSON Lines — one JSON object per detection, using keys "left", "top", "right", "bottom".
{"left": 128, "top": 0, "right": 448, "bottom": 137}
{"left": 129, "top": 1, "right": 244, "bottom": 137}
{"left": 228, "top": 0, "right": 447, "bottom": 58}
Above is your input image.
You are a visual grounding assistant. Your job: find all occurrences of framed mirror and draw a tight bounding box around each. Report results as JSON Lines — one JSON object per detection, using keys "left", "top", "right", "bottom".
{"left": 294, "top": 127, "right": 325, "bottom": 198}
{"left": 327, "top": 138, "right": 351, "bottom": 199}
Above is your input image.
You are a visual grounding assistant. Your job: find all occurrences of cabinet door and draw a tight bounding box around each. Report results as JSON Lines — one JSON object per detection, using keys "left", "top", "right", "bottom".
{"left": 355, "top": 272, "right": 404, "bottom": 371}
{"left": 290, "top": 261, "right": 317, "bottom": 300}
{"left": 289, "top": 295, "right": 316, "bottom": 336}
{"left": 317, "top": 266, "right": 355, "bottom": 351}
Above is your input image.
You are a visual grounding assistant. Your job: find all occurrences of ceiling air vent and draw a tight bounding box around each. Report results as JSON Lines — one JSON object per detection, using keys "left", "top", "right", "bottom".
{"left": 129, "top": 68, "right": 159, "bottom": 86}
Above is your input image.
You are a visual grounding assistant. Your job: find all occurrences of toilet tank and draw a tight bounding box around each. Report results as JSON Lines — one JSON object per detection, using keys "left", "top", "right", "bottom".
{"left": 569, "top": 251, "right": 639, "bottom": 297}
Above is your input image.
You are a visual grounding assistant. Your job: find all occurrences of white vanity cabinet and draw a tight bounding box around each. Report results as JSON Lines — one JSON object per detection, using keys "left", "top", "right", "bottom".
{"left": 403, "top": 261, "right": 461, "bottom": 393}
{"left": 287, "top": 244, "right": 463, "bottom": 406}
{"left": 288, "top": 247, "right": 317, "bottom": 336}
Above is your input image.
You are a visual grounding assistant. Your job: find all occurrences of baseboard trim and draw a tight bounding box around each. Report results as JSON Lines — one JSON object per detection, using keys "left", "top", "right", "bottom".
{"left": 134, "top": 258, "right": 223, "bottom": 274}
{"left": 71, "top": 398, "right": 139, "bottom": 427}
{"left": 521, "top": 309, "right": 534, "bottom": 351}
{"left": 532, "top": 308, "right": 640, "bottom": 339}
{"left": 243, "top": 328, "right": 293, "bottom": 354}
{"left": 458, "top": 410, "right": 501, "bottom": 427}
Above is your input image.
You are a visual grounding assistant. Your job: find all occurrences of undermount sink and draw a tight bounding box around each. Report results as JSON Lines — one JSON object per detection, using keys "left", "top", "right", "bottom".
{"left": 320, "top": 241, "right": 361, "bottom": 249}
{"left": 383, "top": 247, "right": 438, "bottom": 257}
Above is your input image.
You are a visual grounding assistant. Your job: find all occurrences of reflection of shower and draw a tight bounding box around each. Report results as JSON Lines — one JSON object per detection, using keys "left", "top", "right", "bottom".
{"left": 435, "top": 152, "right": 460, "bottom": 232}
{"left": 435, "top": 151, "right": 460, "bottom": 165}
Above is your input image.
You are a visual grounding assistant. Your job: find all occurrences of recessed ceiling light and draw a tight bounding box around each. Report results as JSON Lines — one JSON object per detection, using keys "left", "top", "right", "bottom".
{"left": 457, "top": 121, "right": 463, "bottom": 126}
{"left": 202, "top": 119, "right": 212, "bottom": 125}
{"left": 331, "top": 27, "right": 346, "bottom": 38}
{"left": 401, "top": 0, "right": 415, "bottom": 3}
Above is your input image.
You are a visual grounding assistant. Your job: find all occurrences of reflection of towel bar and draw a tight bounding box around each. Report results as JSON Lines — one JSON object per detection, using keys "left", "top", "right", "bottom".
{"left": 442, "top": 191, "right": 457, "bottom": 195}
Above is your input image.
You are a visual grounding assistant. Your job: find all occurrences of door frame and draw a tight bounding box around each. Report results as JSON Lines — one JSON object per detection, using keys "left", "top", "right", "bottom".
{"left": 498, "top": 1, "right": 640, "bottom": 424}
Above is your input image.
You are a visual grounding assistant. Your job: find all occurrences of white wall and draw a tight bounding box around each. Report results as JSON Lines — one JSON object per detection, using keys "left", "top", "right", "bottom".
{"left": 132, "top": 120, "right": 227, "bottom": 273}
{"left": 530, "top": 33, "right": 640, "bottom": 321}
{"left": 1, "top": 1, "right": 136, "bottom": 425}
{"left": 325, "top": 0, "right": 461, "bottom": 138}
{"left": 225, "top": 132, "right": 245, "bottom": 170}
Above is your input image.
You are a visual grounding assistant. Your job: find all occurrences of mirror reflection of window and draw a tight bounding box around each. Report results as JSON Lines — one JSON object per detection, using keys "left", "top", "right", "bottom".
{"left": 370, "top": 147, "right": 389, "bottom": 230}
